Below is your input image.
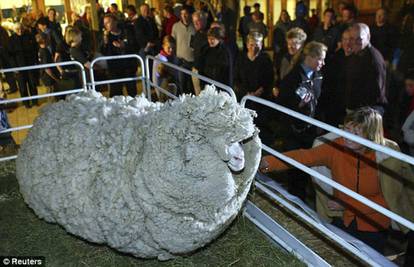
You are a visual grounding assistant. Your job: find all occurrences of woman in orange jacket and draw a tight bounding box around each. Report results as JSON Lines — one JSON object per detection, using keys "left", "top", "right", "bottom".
{"left": 260, "top": 107, "right": 414, "bottom": 253}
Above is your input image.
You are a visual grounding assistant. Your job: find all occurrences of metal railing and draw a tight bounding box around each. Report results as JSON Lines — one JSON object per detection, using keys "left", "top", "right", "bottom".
{"left": 1, "top": 56, "right": 406, "bottom": 265}
{"left": 0, "top": 61, "right": 87, "bottom": 105}
{"left": 145, "top": 55, "right": 237, "bottom": 102}
{"left": 0, "top": 61, "right": 88, "bottom": 162}
{"left": 89, "top": 54, "right": 146, "bottom": 95}
{"left": 241, "top": 95, "right": 414, "bottom": 231}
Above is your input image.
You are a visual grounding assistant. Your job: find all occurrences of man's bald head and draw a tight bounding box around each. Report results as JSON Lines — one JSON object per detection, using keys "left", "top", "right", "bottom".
{"left": 350, "top": 23, "right": 370, "bottom": 53}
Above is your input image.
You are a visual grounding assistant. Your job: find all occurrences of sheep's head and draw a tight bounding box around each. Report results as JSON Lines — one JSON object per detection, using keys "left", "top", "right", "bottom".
{"left": 171, "top": 85, "right": 258, "bottom": 172}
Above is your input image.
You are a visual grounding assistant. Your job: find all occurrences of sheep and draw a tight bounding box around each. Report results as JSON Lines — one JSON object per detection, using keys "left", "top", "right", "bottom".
{"left": 16, "top": 86, "right": 262, "bottom": 260}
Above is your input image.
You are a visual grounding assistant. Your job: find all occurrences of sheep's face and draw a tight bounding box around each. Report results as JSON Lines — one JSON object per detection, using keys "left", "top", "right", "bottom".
{"left": 177, "top": 86, "right": 257, "bottom": 171}
{"left": 227, "top": 142, "right": 245, "bottom": 172}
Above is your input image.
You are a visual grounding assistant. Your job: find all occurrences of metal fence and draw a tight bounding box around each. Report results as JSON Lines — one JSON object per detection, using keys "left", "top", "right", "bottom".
{"left": 89, "top": 54, "right": 147, "bottom": 96}
{"left": 0, "top": 61, "right": 88, "bottom": 162}
{"left": 241, "top": 95, "right": 414, "bottom": 266}
{"left": 1, "top": 54, "right": 413, "bottom": 266}
{"left": 145, "top": 55, "right": 237, "bottom": 102}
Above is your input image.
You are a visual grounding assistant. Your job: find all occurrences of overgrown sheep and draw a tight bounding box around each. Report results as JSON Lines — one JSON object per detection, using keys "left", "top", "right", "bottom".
{"left": 16, "top": 86, "right": 262, "bottom": 260}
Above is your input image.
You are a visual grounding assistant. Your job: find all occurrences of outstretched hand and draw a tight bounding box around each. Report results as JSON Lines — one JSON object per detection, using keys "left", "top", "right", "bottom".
{"left": 327, "top": 200, "right": 344, "bottom": 211}
{"left": 259, "top": 156, "right": 272, "bottom": 173}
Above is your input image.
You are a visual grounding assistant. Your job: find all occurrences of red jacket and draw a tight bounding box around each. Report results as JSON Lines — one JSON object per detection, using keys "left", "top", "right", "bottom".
{"left": 163, "top": 15, "right": 179, "bottom": 37}
{"left": 264, "top": 137, "right": 390, "bottom": 232}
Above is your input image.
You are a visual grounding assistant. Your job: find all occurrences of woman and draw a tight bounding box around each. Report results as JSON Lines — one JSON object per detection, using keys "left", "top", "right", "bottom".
{"left": 66, "top": 27, "right": 91, "bottom": 70}
{"left": 273, "top": 10, "right": 292, "bottom": 66}
{"left": 152, "top": 35, "right": 179, "bottom": 101}
{"left": 235, "top": 31, "right": 274, "bottom": 145}
{"left": 65, "top": 27, "right": 89, "bottom": 89}
{"left": 199, "top": 26, "right": 232, "bottom": 88}
{"left": 260, "top": 107, "right": 414, "bottom": 253}
{"left": 277, "top": 41, "right": 327, "bottom": 201}
{"left": 277, "top": 27, "right": 307, "bottom": 84}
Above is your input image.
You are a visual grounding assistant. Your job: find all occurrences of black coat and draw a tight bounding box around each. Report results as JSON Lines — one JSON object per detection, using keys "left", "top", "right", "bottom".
{"left": 0, "top": 26, "right": 13, "bottom": 68}
{"left": 134, "top": 16, "right": 159, "bottom": 50}
{"left": 235, "top": 51, "right": 274, "bottom": 100}
{"left": 319, "top": 49, "right": 350, "bottom": 126}
{"left": 199, "top": 43, "right": 232, "bottom": 87}
{"left": 370, "top": 23, "right": 399, "bottom": 62}
{"left": 279, "top": 63, "right": 323, "bottom": 132}
{"left": 101, "top": 30, "right": 133, "bottom": 69}
{"left": 312, "top": 24, "right": 340, "bottom": 58}
{"left": 9, "top": 32, "right": 37, "bottom": 67}
{"left": 345, "top": 45, "right": 387, "bottom": 110}
{"left": 190, "top": 30, "right": 208, "bottom": 70}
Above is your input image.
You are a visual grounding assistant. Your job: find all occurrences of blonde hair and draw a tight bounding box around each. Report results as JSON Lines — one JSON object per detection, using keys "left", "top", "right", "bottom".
{"left": 292, "top": 41, "right": 327, "bottom": 66}
{"left": 344, "top": 107, "right": 385, "bottom": 145}
{"left": 65, "top": 27, "right": 82, "bottom": 47}
{"left": 286, "top": 27, "right": 307, "bottom": 45}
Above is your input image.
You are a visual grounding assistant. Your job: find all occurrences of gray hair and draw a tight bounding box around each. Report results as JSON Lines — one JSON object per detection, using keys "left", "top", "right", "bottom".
{"left": 352, "top": 23, "right": 371, "bottom": 41}
{"left": 286, "top": 27, "right": 307, "bottom": 45}
{"left": 246, "top": 31, "right": 263, "bottom": 43}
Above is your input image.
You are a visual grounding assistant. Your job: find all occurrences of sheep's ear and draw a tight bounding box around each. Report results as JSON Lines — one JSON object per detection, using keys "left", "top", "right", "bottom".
{"left": 210, "top": 138, "right": 230, "bottom": 162}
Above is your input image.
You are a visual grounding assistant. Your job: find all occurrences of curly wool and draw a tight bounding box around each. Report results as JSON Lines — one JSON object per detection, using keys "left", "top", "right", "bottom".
{"left": 16, "top": 86, "right": 262, "bottom": 260}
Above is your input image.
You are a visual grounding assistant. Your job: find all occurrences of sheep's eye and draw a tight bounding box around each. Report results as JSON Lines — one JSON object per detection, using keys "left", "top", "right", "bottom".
{"left": 240, "top": 136, "right": 254, "bottom": 144}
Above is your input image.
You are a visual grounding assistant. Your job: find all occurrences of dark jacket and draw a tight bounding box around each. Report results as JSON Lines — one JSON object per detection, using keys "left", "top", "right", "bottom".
{"left": 0, "top": 26, "right": 13, "bottom": 68}
{"left": 101, "top": 30, "right": 132, "bottom": 69}
{"left": 48, "top": 20, "right": 63, "bottom": 39}
{"left": 319, "top": 49, "right": 351, "bottom": 126}
{"left": 9, "top": 32, "right": 37, "bottom": 68}
{"left": 279, "top": 63, "right": 323, "bottom": 132}
{"left": 199, "top": 43, "right": 233, "bottom": 87}
{"left": 190, "top": 30, "right": 208, "bottom": 70}
{"left": 134, "top": 16, "right": 159, "bottom": 51}
{"left": 370, "top": 23, "right": 399, "bottom": 62}
{"left": 312, "top": 24, "right": 340, "bottom": 58}
{"left": 345, "top": 45, "right": 387, "bottom": 110}
{"left": 273, "top": 21, "right": 292, "bottom": 55}
{"left": 235, "top": 51, "right": 274, "bottom": 100}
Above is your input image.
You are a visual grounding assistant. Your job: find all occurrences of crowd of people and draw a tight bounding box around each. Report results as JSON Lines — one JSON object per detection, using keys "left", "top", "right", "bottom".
{"left": 1, "top": 0, "right": 414, "bottom": 264}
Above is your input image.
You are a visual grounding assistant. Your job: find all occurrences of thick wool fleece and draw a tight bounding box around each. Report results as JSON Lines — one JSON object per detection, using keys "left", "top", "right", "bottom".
{"left": 16, "top": 86, "right": 261, "bottom": 260}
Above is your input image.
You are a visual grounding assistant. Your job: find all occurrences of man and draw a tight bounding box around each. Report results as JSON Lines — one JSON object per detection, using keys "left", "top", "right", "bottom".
{"left": 370, "top": 8, "right": 398, "bottom": 63}
{"left": 101, "top": 14, "right": 137, "bottom": 97}
{"left": 320, "top": 28, "right": 353, "bottom": 126}
{"left": 338, "top": 4, "right": 357, "bottom": 35}
{"left": 247, "top": 11, "right": 268, "bottom": 38}
{"left": 9, "top": 23, "right": 38, "bottom": 108}
{"left": 124, "top": 5, "right": 140, "bottom": 55}
{"left": 253, "top": 3, "right": 264, "bottom": 21}
{"left": 190, "top": 11, "right": 209, "bottom": 95}
{"left": 238, "top": 6, "right": 252, "bottom": 52}
{"left": 36, "top": 16, "right": 63, "bottom": 55}
{"left": 312, "top": 8, "right": 340, "bottom": 59}
{"left": 47, "top": 8, "right": 62, "bottom": 38}
{"left": 172, "top": 7, "right": 195, "bottom": 94}
{"left": 345, "top": 23, "right": 387, "bottom": 114}
{"left": 109, "top": 3, "right": 125, "bottom": 22}
{"left": 135, "top": 4, "right": 159, "bottom": 58}
{"left": 292, "top": 0, "right": 310, "bottom": 36}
